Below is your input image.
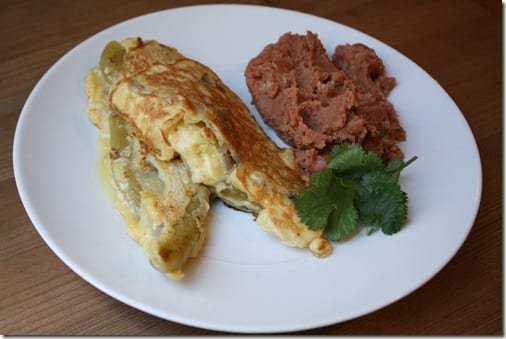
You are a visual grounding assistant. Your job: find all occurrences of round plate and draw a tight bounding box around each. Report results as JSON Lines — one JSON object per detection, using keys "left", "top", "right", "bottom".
{"left": 13, "top": 4, "right": 482, "bottom": 333}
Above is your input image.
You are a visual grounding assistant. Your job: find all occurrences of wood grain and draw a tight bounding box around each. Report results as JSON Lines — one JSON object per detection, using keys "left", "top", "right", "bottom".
{"left": 0, "top": 0, "right": 502, "bottom": 335}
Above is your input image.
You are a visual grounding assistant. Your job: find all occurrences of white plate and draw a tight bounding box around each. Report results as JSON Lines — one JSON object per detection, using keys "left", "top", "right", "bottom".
{"left": 13, "top": 4, "right": 482, "bottom": 333}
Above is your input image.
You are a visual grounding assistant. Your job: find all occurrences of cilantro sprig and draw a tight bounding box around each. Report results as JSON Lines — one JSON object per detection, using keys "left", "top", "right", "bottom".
{"left": 295, "top": 143, "right": 417, "bottom": 241}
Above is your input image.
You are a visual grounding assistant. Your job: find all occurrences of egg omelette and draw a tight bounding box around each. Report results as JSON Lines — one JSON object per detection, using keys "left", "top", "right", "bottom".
{"left": 85, "top": 38, "right": 331, "bottom": 279}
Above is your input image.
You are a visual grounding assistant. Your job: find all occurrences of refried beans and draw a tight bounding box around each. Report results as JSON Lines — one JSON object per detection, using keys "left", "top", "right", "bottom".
{"left": 245, "top": 31, "right": 406, "bottom": 173}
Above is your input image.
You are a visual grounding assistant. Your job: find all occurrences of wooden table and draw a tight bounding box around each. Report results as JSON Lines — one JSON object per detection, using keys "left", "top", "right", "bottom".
{"left": 1, "top": 0, "right": 502, "bottom": 335}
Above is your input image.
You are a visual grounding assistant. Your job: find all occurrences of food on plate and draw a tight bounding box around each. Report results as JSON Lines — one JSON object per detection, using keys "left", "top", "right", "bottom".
{"left": 295, "top": 142, "right": 417, "bottom": 241}
{"left": 85, "top": 38, "right": 332, "bottom": 279}
{"left": 332, "top": 43, "right": 405, "bottom": 161}
{"left": 86, "top": 38, "right": 209, "bottom": 279}
{"left": 245, "top": 31, "right": 406, "bottom": 173}
{"left": 246, "top": 31, "right": 415, "bottom": 243}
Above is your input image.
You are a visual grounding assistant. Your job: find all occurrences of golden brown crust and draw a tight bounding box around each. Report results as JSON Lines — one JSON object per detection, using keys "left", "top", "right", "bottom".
{"left": 88, "top": 38, "right": 332, "bottom": 276}
{"left": 110, "top": 40, "right": 328, "bottom": 251}
{"left": 85, "top": 38, "right": 211, "bottom": 280}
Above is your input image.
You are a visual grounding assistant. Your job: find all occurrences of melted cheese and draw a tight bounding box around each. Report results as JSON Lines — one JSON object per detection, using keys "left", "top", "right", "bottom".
{"left": 167, "top": 123, "right": 233, "bottom": 186}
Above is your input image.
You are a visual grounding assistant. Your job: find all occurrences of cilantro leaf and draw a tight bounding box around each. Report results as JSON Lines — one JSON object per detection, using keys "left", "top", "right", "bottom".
{"left": 323, "top": 177, "right": 360, "bottom": 241}
{"left": 327, "top": 142, "right": 366, "bottom": 171}
{"left": 327, "top": 142, "right": 382, "bottom": 178}
{"left": 295, "top": 169, "right": 337, "bottom": 230}
{"left": 295, "top": 171, "right": 360, "bottom": 240}
{"left": 294, "top": 142, "right": 416, "bottom": 244}
{"left": 355, "top": 169, "right": 408, "bottom": 235}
